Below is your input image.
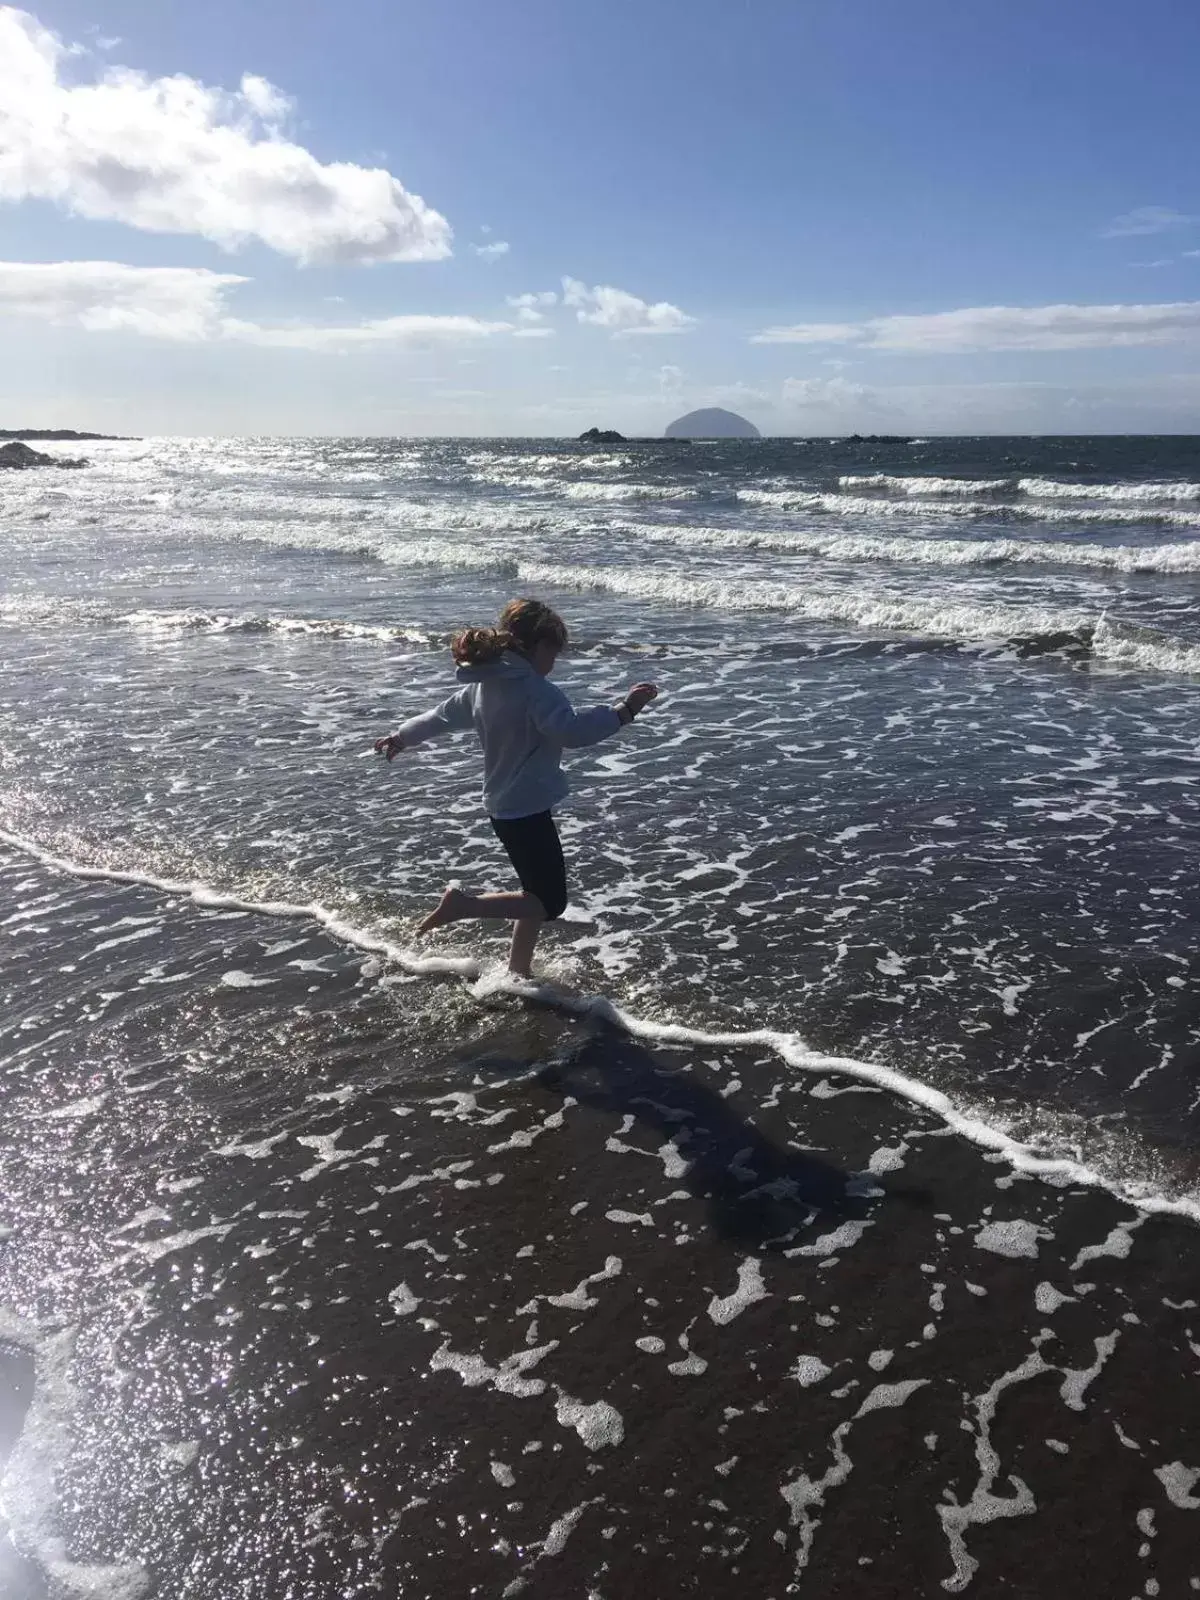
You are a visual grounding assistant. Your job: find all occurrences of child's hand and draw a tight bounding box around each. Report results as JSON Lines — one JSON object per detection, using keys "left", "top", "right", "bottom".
{"left": 625, "top": 683, "right": 659, "bottom": 716}
{"left": 373, "top": 734, "right": 404, "bottom": 762}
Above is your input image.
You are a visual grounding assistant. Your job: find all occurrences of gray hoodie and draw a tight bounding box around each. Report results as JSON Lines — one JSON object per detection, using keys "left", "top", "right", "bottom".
{"left": 394, "top": 650, "right": 622, "bottom": 819}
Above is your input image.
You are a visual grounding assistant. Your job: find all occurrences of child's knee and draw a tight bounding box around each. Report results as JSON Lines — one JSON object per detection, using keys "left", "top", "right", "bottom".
{"left": 541, "top": 885, "right": 568, "bottom": 922}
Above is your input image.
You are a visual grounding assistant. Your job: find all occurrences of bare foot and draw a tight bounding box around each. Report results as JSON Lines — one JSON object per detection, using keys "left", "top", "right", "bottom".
{"left": 417, "top": 887, "right": 469, "bottom": 935}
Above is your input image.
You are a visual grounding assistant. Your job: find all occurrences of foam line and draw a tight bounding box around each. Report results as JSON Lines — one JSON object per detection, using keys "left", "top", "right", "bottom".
{"left": 642, "top": 522, "right": 1200, "bottom": 576}
{"left": 740, "top": 487, "right": 1200, "bottom": 528}
{"left": 0, "top": 827, "right": 479, "bottom": 981}
{"left": 1, "top": 827, "right": 1197, "bottom": 1228}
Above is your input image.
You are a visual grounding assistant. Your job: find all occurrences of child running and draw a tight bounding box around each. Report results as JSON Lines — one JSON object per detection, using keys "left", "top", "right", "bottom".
{"left": 374, "top": 598, "right": 659, "bottom": 977}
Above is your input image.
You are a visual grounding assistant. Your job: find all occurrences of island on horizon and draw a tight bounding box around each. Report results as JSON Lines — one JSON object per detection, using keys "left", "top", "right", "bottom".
{"left": 664, "top": 407, "right": 761, "bottom": 440}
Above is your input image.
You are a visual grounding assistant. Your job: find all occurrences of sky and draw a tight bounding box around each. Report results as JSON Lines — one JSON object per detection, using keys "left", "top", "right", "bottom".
{"left": 2, "top": 0, "right": 1200, "bottom": 436}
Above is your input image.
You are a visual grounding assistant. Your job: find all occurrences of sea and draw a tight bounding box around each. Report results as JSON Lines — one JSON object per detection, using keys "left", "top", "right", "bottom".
{"left": 2, "top": 432, "right": 1200, "bottom": 1595}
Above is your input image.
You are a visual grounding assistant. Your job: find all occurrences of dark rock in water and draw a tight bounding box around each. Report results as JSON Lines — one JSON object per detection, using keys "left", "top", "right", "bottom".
{"left": 578, "top": 427, "right": 626, "bottom": 444}
{"left": 0, "top": 428, "right": 134, "bottom": 441}
{"left": 846, "top": 434, "right": 914, "bottom": 444}
{"left": 0, "top": 440, "right": 89, "bottom": 470}
{"left": 664, "top": 407, "right": 761, "bottom": 440}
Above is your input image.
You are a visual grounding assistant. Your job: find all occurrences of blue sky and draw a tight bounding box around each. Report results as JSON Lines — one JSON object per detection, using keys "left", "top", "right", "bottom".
{"left": 2, "top": 0, "right": 1199, "bottom": 434}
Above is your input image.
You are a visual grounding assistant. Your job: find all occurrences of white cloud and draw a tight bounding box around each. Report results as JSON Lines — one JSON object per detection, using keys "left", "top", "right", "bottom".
{"left": 506, "top": 290, "right": 557, "bottom": 326}
{"left": 750, "top": 321, "right": 862, "bottom": 345}
{"left": 753, "top": 301, "right": 1200, "bottom": 352}
{"left": 1101, "top": 206, "right": 1196, "bottom": 238}
{"left": 0, "top": 259, "right": 522, "bottom": 348}
{"left": 511, "top": 326, "right": 555, "bottom": 339}
{"left": 0, "top": 7, "right": 451, "bottom": 265}
{"left": 224, "top": 314, "right": 515, "bottom": 350}
{"left": 0, "top": 259, "right": 246, "bottom": 340}
{"left": 472, "top": 240, "right": 510, "bottom": 259}
{"left": 561, "top": 276, "right": 694, "bottom": 336}
{"left": 782, "top": 375, "right": 877, "bottom": 409}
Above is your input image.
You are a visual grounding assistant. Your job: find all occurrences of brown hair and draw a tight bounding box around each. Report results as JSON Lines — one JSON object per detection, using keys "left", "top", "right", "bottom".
{"left": 452, "top": 598, "right": 568, "bottom": 666}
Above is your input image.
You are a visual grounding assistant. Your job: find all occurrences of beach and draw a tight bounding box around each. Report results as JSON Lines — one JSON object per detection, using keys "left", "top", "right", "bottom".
{"left": 1, "top": 849, "right": 1199, "bottom": 1596}
{"left": 2, "top": 433, "right": 1200, "bottom": 1593}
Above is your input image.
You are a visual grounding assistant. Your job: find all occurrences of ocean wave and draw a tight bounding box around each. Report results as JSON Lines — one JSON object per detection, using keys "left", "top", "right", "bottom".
{"left": 641, "top": 524, "right": 1200, "bottom": 574}
{"left": 560, "top": 482, "right": 741, "bottom": 504}
{"left": 739, "top": 488, "right": 1200, "bottom": 529}
{"left": 514, "top": 558, "right": 1094, "bottom": 648}
{"left": 1092, "top": 614, "right": 1200, "bottom": 675}
{"left": 15, "top": 562, "right": 1200, "bottom": 676}
{"left": 1018, "top": 477, "right": 1200, "bottom": 504}
{"left": 0, "top": 597, "right": 684, "bottom": 660}
{"left": 2, "top": 824, "right": 1196, "bottom": 1225}
{"left": 838, "top": 474, "right": 1014, "bottom": 496}
{"left": 118, "top": 610, "right": 441, "bottom": 645}
{"left": 837, "top": 474, "right": 1200, "bottom": 505}
{"left": 0, "top": 596, "right": 446, "bottom": 645}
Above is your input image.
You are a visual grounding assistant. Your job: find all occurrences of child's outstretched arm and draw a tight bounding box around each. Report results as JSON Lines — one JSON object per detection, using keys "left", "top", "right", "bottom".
{"left": 529, "top": 677, "right": 658, "bottom": 749}
{"left": 374, "top": 688, "right": 474, "bottom": 762}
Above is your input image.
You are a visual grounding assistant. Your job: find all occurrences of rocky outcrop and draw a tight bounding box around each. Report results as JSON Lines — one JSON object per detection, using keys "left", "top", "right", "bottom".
{"left": 664, "top": 408, "right": 761, "bottom": 439}
{"left": 0, "top": 441, "right": 89, "bottom": 469}
{"left": 578, "top": 427, "right": 626, "bottom": 444}
{"left": 0, "top": 429, "right": 132, "bottom": 441}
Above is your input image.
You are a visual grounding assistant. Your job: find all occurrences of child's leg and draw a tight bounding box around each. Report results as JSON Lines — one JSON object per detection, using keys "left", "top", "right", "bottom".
{"left": 507, "top": 916, "right": 543, "bottom": 978}
{"left": 418, "top": 887, "right": 543, "bottom": 934}
{"left": 496, "top": 813, "right": 566, "bottom": 976}
{"left": 417, "top": 812, "right": 565, "bottom": 976}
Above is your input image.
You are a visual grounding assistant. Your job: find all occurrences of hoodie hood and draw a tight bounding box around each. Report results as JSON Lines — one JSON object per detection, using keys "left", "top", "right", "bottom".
{"left": 454, "top": 649, "right": 536, "bottom": 685}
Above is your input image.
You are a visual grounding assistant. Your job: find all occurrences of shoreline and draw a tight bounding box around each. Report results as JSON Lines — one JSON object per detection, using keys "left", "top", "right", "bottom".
{"left": 2, "top": 823, "right": 1197, "bottom": 1230}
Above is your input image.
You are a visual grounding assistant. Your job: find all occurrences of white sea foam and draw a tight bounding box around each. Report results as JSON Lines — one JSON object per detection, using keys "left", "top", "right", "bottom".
{"left": 642, "top": 522, "right": 1200, "bottom": 576}
{"left": 3, "top": 826, "right": 1199, "bottom": 1226}
{"left": 1019, "top": 477, "right": 1200, "bottom": 503}
{"left": 740, "top": 487, "right": 1200, "bottom": 528}
{"left": 1069, "top": 1218, "right": 1141, "bottom": 1272}
{"left": 839, "top": 474, "right": 1013, "bottom": 496}
{"left": 1059, "top": 1330, "right": 1119, "bottom": 1410}
{"left": 0, "top": 596, "right": 443, "bottom": 646}
{"left": 707, "top": 1258, "right": 768, "bottom": 1325}
{"left": 387, "top": 1283, "right": 420, "bottom": 1316}
{"left": 0, "top": 1316, "right": 153, "bottom": 1600}
{"left": 429, "top": 1339, "right": 557, "bottom": 1399}
{"left": 513, "top": 558, "right": 1095, "bottom": 650}
{"left": 788, "top": 1355, "right": 832, "bottom": 1387}
{"left": 938, "top": 1349, "right": 1046, "bottom": 1591}
{"left": 1092, "top": 615, "right": 1200, "bottom": 677}
{"left": 785, "top": 1220, "right": 873, "bottom": 1259}
{"left": 1034, "top": 1282, "right": 1075, "bottom": 1314}
{"left": 855, "top": 1378, "right": 929, "bottom": 1416}
{"left": 839, "top": 473, "right": 1200, "bottom": 505}
{"left": 1154, "top": 1461, "right": 1200, "bottom": 1509}
{"left": 553, "top": 1391, "right": 624, "bottom": 1450}
{"left": 545, "top": 1256, "right": 623, "bottom": 1311}
{"left": 562, "top": 482, "right": 690, "bottom": 503}
{"left": 973, "top": 1219, "right": 1046, "bottom": 1259}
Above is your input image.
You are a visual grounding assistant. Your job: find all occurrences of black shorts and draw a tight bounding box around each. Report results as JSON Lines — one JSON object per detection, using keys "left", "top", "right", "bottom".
{"left": 489, "top": 810, "right": 568, "bottom": 921}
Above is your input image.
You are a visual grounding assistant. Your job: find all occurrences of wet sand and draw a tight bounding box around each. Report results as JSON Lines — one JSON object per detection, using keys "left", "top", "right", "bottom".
{"left": 0, "top": 862, "right": 1199, "bottom": 1595}
{"left": 271, "top": 1015, "right": 1200, "bottom": 1598}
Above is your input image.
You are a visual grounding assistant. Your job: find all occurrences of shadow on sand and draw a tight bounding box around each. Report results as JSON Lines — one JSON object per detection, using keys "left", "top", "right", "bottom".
{"left": 457, "top": 1015, "right": 932, "bottom": 1253}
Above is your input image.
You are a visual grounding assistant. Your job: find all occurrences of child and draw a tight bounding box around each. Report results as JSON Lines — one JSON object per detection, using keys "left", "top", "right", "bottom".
{"left": 375, "top": 597, "right": 658, "bottom": 977}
